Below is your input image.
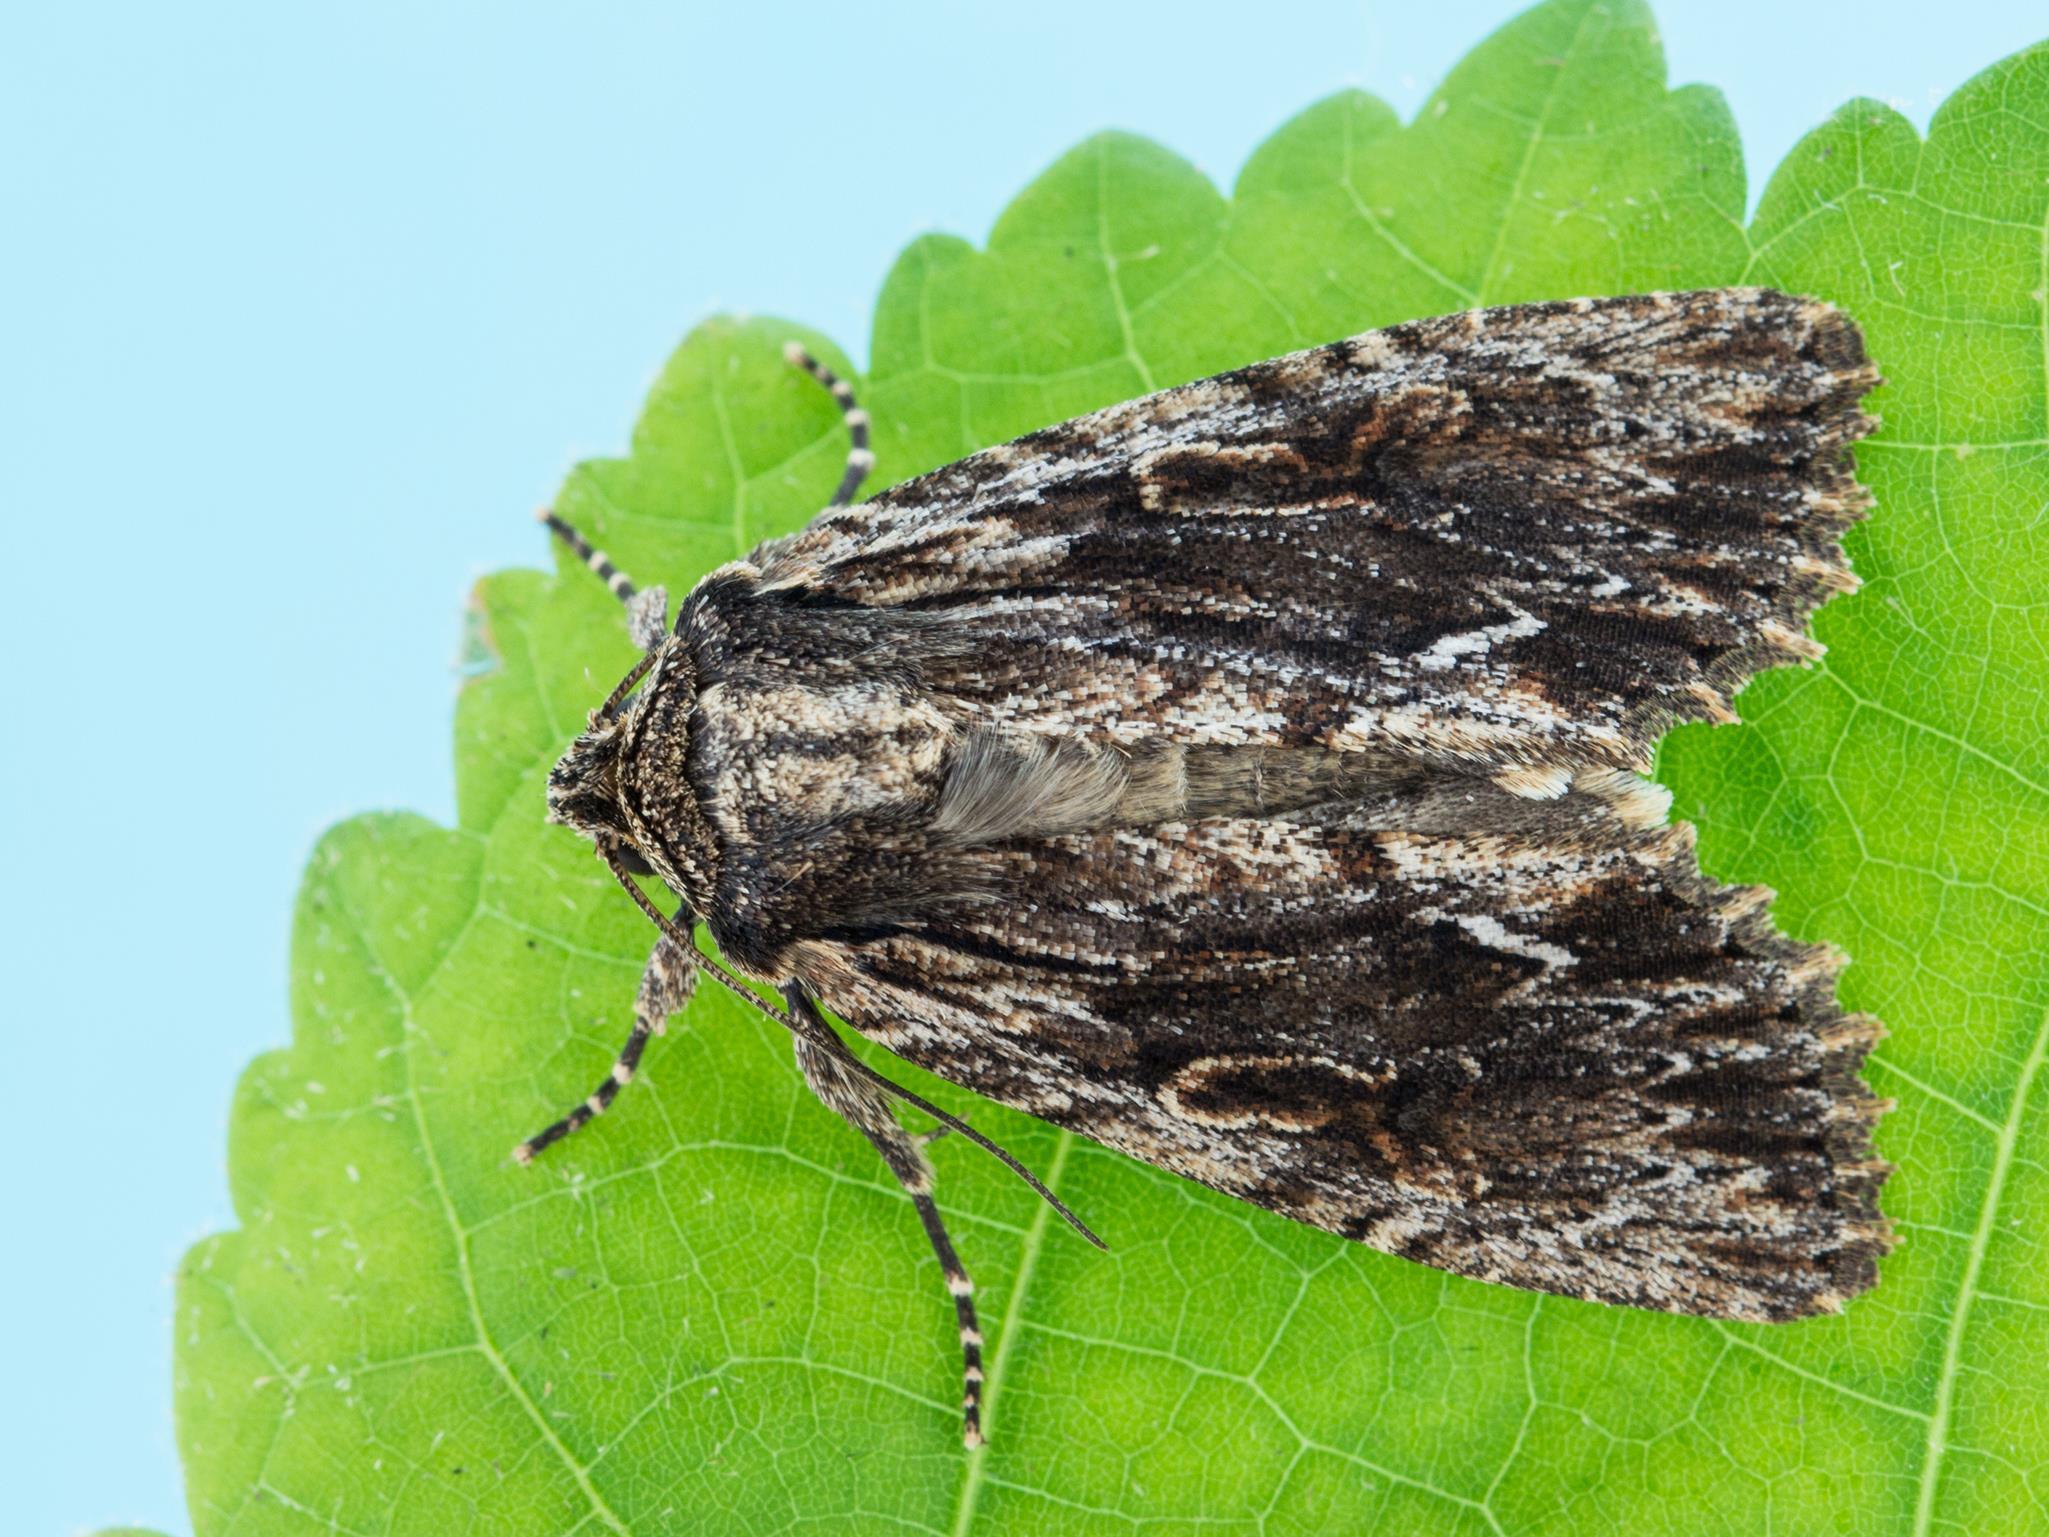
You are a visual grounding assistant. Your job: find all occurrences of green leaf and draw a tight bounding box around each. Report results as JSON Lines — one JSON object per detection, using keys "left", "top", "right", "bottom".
{"left": 172, "top": 2, "right": 2049, "bottom": 1532}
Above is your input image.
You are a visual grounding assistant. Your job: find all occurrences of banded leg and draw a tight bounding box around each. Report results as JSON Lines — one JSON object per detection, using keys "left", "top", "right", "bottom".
{"left": 537, "top": 509, "right": 668, "bottom": 649}
{"left": 782, "top": 343, "right": 874, "bottom": 507}
{"left": 513, "top": 927, "right": 699, "bottom": 1164}
{"left": 784, "top": 983, "right": 985, "bottom": 1447}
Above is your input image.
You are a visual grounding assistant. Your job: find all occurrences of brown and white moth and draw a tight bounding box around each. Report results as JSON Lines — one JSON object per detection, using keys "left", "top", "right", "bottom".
{"left": 515, "top": 288, "right": 1892, "bottom": 1447}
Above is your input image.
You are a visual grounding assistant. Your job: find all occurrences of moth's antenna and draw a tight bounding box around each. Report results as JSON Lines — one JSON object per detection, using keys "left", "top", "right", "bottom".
{"left": 591, "top": 850, "right": 1106, "bottom": 1251}
{"left": 539, "top": 509, "right": 669, "bottom": 649}
{"left": 595, "top": 650, "right": 656, "bottom": 720}
{"left": 816, "top": 1029, "right": 1107, "bottom": 1252}
{"left": 783, "top": 342, "right": 875, "bottom": 508}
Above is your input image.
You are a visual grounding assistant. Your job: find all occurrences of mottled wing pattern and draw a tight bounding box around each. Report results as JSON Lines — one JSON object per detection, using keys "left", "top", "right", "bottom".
{"left": 683, "top": 288, "right": 1892, "bottom": 1319}
{"left": 789, "top": 773, "right": 1888, "bottom": 1321}
{"left": 750, "top": 288, "right": 1876, "bottom": 783}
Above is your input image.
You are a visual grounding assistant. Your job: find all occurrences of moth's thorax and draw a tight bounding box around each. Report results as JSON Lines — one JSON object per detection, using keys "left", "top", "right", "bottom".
{"left": 614, "top": 638, "right": 718, "bottom": 906}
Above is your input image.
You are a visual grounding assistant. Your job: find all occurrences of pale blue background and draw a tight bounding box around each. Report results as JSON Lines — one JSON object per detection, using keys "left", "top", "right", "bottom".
{"left": 5, "top": 3, "right": 2042, "bottom": 1532}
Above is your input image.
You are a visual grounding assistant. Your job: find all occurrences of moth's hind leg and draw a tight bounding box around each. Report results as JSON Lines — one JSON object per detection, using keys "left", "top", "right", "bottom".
{"left": 782, "top": 343, "right": 874, "bottom": 507}
{"left": 784, "top": 984, "right": 985, "bottom": 1448}
{"left": 512, "top": 928, "right": 698, "bottom": 1164}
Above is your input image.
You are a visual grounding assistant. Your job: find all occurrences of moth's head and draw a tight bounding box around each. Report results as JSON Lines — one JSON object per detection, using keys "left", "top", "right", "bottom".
{"left": 546, "top": 638, "right": 702, "bottom": 886}
{"left": 547, "top": 715, "right": 632, "bottom": 841}
{"left": 545, "top": 639, "right": 658, "bottom": 868}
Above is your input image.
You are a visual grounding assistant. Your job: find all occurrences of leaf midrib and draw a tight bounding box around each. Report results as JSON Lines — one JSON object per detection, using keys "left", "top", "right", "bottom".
{"left": 949, "top": 1130, "right": 1078, "bottom": 1536}
{"left": 1909, "top": 1017, "right": 2049, "bottom": 1531}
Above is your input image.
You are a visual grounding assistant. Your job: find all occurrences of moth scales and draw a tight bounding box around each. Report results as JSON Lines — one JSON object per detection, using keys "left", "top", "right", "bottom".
{"left": 513, "top": 289, "right": 1892, "bottom": 1448}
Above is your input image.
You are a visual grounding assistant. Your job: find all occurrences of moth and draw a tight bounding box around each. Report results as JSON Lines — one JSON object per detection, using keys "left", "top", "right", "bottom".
{"left": 515, "top": 289, "right": 1892, "bottom": 1447}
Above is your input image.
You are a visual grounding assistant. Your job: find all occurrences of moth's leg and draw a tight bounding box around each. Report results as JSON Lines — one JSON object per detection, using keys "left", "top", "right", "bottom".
{"left": 512, "top": 928, "right": 698, "bottom": 1164}
{"left": 781, "top": 343, "right": 874, "bottom": 507}
{"left": 536, "top": 509, "right": 667, "bottom": 647}
{"left": 783, "top": 983, "right": 985, "bottom": 1447}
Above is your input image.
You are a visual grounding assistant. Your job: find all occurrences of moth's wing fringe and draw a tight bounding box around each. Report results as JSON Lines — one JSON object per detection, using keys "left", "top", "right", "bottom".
{"left": 1617, "top": 295, "right": 1891, "bottom": 1313}
{"left": 1672, "top": 815, "right": 1895, "bottom": 1315}
{"left": 1632, "top": 298, "right": 1893, "bottom": 1308}
{"left": 1622, "top": 294, "right": 1883, "bottom": 752}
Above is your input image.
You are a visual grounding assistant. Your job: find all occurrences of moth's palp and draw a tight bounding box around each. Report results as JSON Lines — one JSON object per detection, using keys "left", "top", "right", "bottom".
{"left": 594, "top": 650, "right": 656, "bottom": 721}
{"left": 782, "top": 341, "right": 875, "bottom": 508}
{"left": 591, "top": 849, "right": 1105, "bottom": 1251}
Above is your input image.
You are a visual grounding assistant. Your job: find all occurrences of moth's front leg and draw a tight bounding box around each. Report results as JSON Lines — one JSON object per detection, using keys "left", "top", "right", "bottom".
{"left": 512, "top": 927, "right": 698, "bottom": 1164}
{"left": 783, "top": 983, "right": 986, "bottom": 1448}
